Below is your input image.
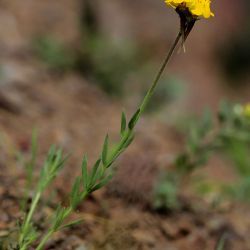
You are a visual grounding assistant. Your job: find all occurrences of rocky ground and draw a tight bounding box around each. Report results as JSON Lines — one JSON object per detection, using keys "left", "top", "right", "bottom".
{"left": 1, "top": 0, "right": 250, "bottom": 249}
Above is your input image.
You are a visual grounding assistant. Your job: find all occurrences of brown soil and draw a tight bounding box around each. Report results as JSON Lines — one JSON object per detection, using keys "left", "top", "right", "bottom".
{"left": 1, "top": 0, "right": 250, "bottom": 249}
{"left": 0, "top": 76, "right": 250, "bottom": 250}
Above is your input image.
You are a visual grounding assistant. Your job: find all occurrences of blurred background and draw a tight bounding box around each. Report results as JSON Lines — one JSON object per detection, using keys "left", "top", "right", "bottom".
{"left": 1, "top": 0, "right": 249, "bottom": 177}
{"left": 1, "top": 0, "right": 249, "bottom": 109}
{"left": 1, "top": 0, "right": 250, "bottom": 249}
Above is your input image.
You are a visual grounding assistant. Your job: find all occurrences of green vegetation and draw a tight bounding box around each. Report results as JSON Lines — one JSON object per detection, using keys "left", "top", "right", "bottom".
{"left": 2, "top": 2, "right": 248, "bottom": 248}
{"left": 79, "top": 36, "right": 140, "bottom": 95}
{"left": 15, "top": 110, "right": 135, "bottom": 250}
{"left": 32, "top": 37, "right": 76, "bottom": 72}
{"left": 154, "top": 101, "right": 250, "bottom": 209}
{"left": 32, "top": 34, "right": 140, "bottom": 95}
{"left": 4, "top": 20, "right": 183, "bottom": 248}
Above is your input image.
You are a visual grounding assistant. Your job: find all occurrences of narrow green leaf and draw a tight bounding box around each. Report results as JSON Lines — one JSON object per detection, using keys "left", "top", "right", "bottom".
{"left": 122, "top": 133, "right": 135, "bottom": 149}
{"left": 70, "top": 176, "right": 82, "bottom": 209}
{"left": 102, "top": 134, "right": 109, "bottom": 165}
{"left": 54, "top": 153, "right": 68, "bottom": 174}
{"left": 89, "top": 158, "right": 101, "bottom": 187}
{"left": 21, "top": 129, "right": 38, "bottom": 211}
{"left": 128, "top": 109, "right": 140, "bottom": 130}
{"left": 91, "top": 174, "right": 113, "bottom": 192}
{"left": 120, "top": 111, "right": 127, "bottom": 135}
{"left": 105, "top": 137, "right": 134, "bottom": 168}
{"left": 59, "top": 218, "right": 84, "bottom": 231}
{"left": 39, "top": 146, "right": 66, "bottom": 191}
{"left": 216, "top": 234, "right": 226, "bottom": 250}
{"left": 81, "top": 156, "right": 88, "bottom": 190}
{"left": 27, "top": 129, "right": 38, "bottom": 176}
{"left": 51, "top": 206, "right": 65, "bottom": 231}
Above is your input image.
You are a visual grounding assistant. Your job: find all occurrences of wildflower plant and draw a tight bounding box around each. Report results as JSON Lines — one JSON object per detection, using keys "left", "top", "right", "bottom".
{"left": 165, "top": 0, "right": 214, "bottom": 50}
{"left": 154, "top": 102, "right": 250, "bottom": 209}
{"left": 12, "top": 1, "right": 215, "bottom": 249}
{"left": 165, "top": 0, "right": 214, "bottom": 19}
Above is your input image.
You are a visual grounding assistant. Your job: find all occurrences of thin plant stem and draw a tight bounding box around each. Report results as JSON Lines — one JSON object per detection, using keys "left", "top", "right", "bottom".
{"left": 35, "top": 231, "right": 53, "bottom": 250}
{"left": 34, "top": 208, "right": 71, "bottom": 250}
{"left": 21, "top": 130, "right": 38, "bottom": 212}
{"left": 25, "top": 192, "right": 41, "bottom": 227}
{"left": 31, "top": 30, "right": 182, "bottom": 250}
{"left": 19, "top": 191, "right": 41, "bottom": 245}
{"left": 35, "top": 209, "right": 71, "bottom": 250}
{"left": 106, "top": 30, "right": 182, "bottom": 165}
{"left": 138, "top": 30, "right": 182, "bottom": 115}
{"left": 35, "top": 192, "right": 88, "bottom": 250}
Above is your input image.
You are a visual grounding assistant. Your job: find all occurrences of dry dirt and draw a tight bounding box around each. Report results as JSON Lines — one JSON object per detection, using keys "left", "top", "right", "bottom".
{"left": 1, "top": 0, "right": 250, "bottom": 249}
{"left": 0, "top": 71, "right": 250, "bottom": 250}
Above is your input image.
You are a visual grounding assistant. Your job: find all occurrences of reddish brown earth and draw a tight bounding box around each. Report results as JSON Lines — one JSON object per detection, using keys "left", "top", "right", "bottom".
{"left": 1, "top": 0, "right": 250, "bottom": 249}
{"left": 0, "top": 75, "right": 250, "bottom": 250}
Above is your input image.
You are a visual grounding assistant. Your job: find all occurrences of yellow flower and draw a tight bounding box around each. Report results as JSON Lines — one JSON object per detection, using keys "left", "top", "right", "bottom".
{"left": 243, "top": 104, "right": 250, "bottom": 118}
{"left": 165, "top": 0, "right": 214, "bottom": 19}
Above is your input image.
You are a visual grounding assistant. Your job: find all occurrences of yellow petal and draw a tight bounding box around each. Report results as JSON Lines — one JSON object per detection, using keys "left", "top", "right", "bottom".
{"left": 164, "top": 0, "right": 214, "bottom": 19}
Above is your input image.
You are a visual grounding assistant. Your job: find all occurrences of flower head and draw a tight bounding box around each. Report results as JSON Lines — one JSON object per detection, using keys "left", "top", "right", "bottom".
{"left": 243, "top": 104, "right": 250, "bottom": 118}
{"left": 165, "top": 0, "right": 214, "bottom": 19}
{"left": 164, "top": 0, "right": 214, "bottom": 49}
{"left": 233, "top": 103, "right": 250, "bottom": 119}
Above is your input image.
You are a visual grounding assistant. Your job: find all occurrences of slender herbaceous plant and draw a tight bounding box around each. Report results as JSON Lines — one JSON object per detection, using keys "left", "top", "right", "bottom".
{"left": 17, "top": 1, "right": 214, "bottom": 249}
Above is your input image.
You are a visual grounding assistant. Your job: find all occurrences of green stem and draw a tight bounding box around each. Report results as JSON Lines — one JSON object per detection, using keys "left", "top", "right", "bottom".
{"left": 35, "top": 231, "right": 53, "bottom": 250}
{"left": 19, "top": 191, "right": 41, "bottom": 246}
{"left": 35, "top": 192, "right": 88, "bottom": 250}
{"left": 20, "top": 245, "right": 27, "bottom": 250}
{"left": 138, "top": 30, "right": 182, "bottom": 115}
{"left": 21, "top": 146, "right": 37, "bottom": 212}
{"left": 106, "top": 30, "right": 182, "bottom": 165}
{"left": 33, "top": 30, "right": 182, "bottom": 250}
